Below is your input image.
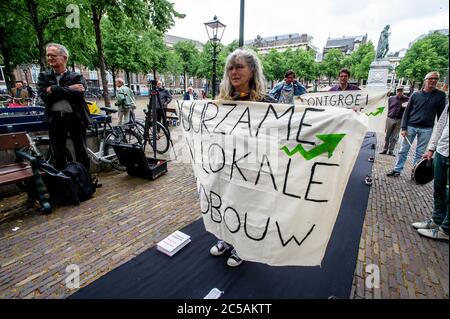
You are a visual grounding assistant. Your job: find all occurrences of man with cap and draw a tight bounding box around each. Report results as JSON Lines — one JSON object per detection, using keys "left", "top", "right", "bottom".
{"left": 380, "top": 86, "right": 409, "bottom": 156}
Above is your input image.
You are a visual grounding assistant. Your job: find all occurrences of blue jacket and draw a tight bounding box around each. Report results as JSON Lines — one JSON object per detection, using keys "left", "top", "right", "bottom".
{"left": 269, "top": 81, "right": 306, "bottom": 102}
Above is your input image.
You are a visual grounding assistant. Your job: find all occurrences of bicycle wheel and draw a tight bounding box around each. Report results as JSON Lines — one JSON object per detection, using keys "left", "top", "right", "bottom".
{"left": 103, "top": 128, "right": 142, "bottom": 171}
{"left": 141, "top": 121, "right": 170, "bottom": 154}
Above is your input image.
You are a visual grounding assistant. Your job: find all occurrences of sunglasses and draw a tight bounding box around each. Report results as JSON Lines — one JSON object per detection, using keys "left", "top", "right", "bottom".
{"left": 426, "top": 77, "right": 438, "bottom": 80}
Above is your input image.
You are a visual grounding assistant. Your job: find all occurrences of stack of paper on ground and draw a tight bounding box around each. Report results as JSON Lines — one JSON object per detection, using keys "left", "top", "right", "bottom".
{"left": 157, "top": 230, "right": 191, "bottom": 257}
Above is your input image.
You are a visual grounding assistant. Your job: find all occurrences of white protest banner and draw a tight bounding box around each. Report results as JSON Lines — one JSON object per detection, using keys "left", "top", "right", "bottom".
{"left": 178, "top": 100, "right": 368, "bottom": 266}
{"left": 299, "top": 89, "right": 389, "bottom": 132}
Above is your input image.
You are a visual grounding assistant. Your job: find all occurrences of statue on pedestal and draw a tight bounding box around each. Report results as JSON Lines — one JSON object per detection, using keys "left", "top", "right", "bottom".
{"left": 376, "top": 25, "right": 390, "bottom": 60}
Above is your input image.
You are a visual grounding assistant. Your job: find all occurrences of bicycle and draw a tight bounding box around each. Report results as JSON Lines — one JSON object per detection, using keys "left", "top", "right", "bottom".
{"left": 126, "top": 110, "right": 170, "bottom": 154}
{"left": 44, "top": 107, "right": 142, "bottom": 171}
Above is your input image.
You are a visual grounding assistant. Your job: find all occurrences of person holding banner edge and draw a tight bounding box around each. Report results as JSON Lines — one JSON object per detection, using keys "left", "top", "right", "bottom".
{"left": 209, "top": 48, "right": 276, "bottom": 267}
{"left": 387, "top": 71, "right": 446, "bottom": 178}
{"left": 329, "top": 68, "right": 361, "bottom": 92}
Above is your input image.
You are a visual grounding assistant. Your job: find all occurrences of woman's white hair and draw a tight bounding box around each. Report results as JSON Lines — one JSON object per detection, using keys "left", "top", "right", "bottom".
{"left": 218, "top": 48, "right": 267, "bottom": 101}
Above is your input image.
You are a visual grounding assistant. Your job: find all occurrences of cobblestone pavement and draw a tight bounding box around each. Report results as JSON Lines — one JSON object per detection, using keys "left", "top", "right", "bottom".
{"left": 0, "top": 128, "right": 448, "bottom": 299}
{"left": 350, "top": 135, "right": 449, "bottom": 299}
{"left": 0, "top": 161, "right": 200, "bottom": 299}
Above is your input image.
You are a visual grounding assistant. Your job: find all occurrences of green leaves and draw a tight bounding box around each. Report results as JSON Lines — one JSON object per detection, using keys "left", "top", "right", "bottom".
{"left": 174, "top": 41, "right": 200, "bottom": 75}
{"left": 320, "top": 49, "right": 345, "bottom": 82}
{"left": 396, "top": 32, "right": 449, "bottom": 83}
{"left": 348, "top": 42, "right": 376, "bottom": 81}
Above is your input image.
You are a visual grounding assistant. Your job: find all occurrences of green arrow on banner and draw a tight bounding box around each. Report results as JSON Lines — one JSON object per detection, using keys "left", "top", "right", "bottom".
{"left": 366, "top": 106, "right": 385, "bottom": 116}
{"left": 280, "top": 134, "right": 346, "bottom": 160}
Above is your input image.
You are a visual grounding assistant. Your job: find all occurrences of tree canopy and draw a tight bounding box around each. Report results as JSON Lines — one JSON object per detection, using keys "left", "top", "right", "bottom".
{"left": 396, "top": 32, "right": 449, "bottom": 85}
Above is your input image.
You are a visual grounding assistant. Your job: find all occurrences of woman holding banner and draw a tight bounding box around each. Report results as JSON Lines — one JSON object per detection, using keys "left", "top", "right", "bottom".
{"left": 209, "top": 48, "right": 276, "bottom": 267}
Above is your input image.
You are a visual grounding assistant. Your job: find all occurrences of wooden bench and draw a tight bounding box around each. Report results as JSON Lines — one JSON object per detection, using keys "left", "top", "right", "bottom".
{"left": 0, "top": 132, "right": 52, "bottom": 213}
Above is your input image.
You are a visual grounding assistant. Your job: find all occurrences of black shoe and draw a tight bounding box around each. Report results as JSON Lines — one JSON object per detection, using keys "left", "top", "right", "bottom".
{"left": 387, "top": 151, "right": 395, "bottom": 156}
{"left": 387, "top": 170, "right": 400, "bottom": 177}
{"left": 379, "top": 150, "right": 387, "bottom": 155}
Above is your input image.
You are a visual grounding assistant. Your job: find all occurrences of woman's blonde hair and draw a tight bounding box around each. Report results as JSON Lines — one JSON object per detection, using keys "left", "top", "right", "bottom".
{"left": 218, "top": 48, "right": 267, "bottom": 101}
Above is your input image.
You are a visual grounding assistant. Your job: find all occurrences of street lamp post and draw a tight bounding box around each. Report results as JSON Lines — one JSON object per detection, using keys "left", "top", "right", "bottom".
{"left": 204, "top": 16, "right": 226, "bottom": 99}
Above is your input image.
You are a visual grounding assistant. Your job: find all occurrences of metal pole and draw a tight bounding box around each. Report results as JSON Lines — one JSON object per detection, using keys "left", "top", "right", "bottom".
{"left": 212, "top": 43, "right": 217, "bottom": 99}
{"left": 239, "top": 0, "right": 245, "bottom": 47}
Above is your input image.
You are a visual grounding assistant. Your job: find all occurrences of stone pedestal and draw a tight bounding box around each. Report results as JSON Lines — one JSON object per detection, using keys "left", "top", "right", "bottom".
{"left": 367, "top": 59, "right": 391, "bottom": 89}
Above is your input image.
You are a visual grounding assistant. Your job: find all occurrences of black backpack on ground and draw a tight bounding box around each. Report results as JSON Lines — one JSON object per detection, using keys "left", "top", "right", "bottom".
{"left": 62, "top": 162, "right": 96, "bottom": 201}
{"left": 39, "top": 161, "right": 80, "bottom": 205}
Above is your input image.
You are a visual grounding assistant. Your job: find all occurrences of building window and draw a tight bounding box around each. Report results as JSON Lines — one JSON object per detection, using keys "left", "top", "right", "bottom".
{"left": 89, "top": 70, "right": 98, "bottom": 80}
{"left": 30, "top": 65, "right": 41, "bottom": 84}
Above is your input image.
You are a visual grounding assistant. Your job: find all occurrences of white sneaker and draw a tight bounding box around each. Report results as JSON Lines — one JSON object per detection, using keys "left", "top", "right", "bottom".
{"left": 226, "top": 249, "right": 243, "bottom": 267}
{"left": 210, "top": 240, "right": 231, "bottom": 256}
{"left": 412, "top": 218, "right": 438, "bottom": 230}
{"left": 417, "top": 227, "right": 449, "bottom": 241}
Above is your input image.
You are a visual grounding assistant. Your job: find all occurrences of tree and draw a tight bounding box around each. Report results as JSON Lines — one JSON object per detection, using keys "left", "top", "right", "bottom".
{"left": 345, "top": 42, "right": 376, "bottom": 84}
{"left": 46, "top": 3, "right": 97, "bottom": 71}
{"left": 0, "top": 0, "right": 75, "bottom": 69}
{"left": 291, "top": 49, "right": 317, "bottom": 84}
{"left": 320, "top": 49, "right": 344, "bottom": 85}
{"left": 136, "top": 28, "right": 169, "bottom": 81}
{"left": 0, "top": 6, "right": 37, "bottom": 89}
{"left": 102, "top": 17, "right": 138, "bottom": 95}
{"left": 160, "top": 50, "right": 182, "bottom": 89}
{"left": 174, "top": 41, "right": 200, "bottom": 92}
{"left": 261, "top": 49, "right": 285, "bottom": 87}
{"left": 396, "top": 32, "right": 448, "bottom": 90}
{"left": 87, "top": 0, "right": 183, "bottom": 106}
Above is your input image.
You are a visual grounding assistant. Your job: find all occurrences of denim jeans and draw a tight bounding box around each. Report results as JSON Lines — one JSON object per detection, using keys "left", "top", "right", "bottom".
{"left": 393, "top": 126, "right": 433, "bottom": 172}
{"left": 432, "top": 152, "right": 449, "bottom": 235}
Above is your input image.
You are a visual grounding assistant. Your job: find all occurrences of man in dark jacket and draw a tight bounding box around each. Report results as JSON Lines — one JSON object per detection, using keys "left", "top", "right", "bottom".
{"left": 156, "top": 81, "right": 172, "bottom": 128}
{"left": 38, "top": 43, "right": 92, "bottom": 172}
{"left": 387, "top": 71, "right": 446, "bottom": 177}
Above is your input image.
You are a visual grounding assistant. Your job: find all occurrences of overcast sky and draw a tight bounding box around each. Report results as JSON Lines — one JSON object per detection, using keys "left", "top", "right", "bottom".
{"left": 168, "top": 0, "right": 449, "bottom": 53}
